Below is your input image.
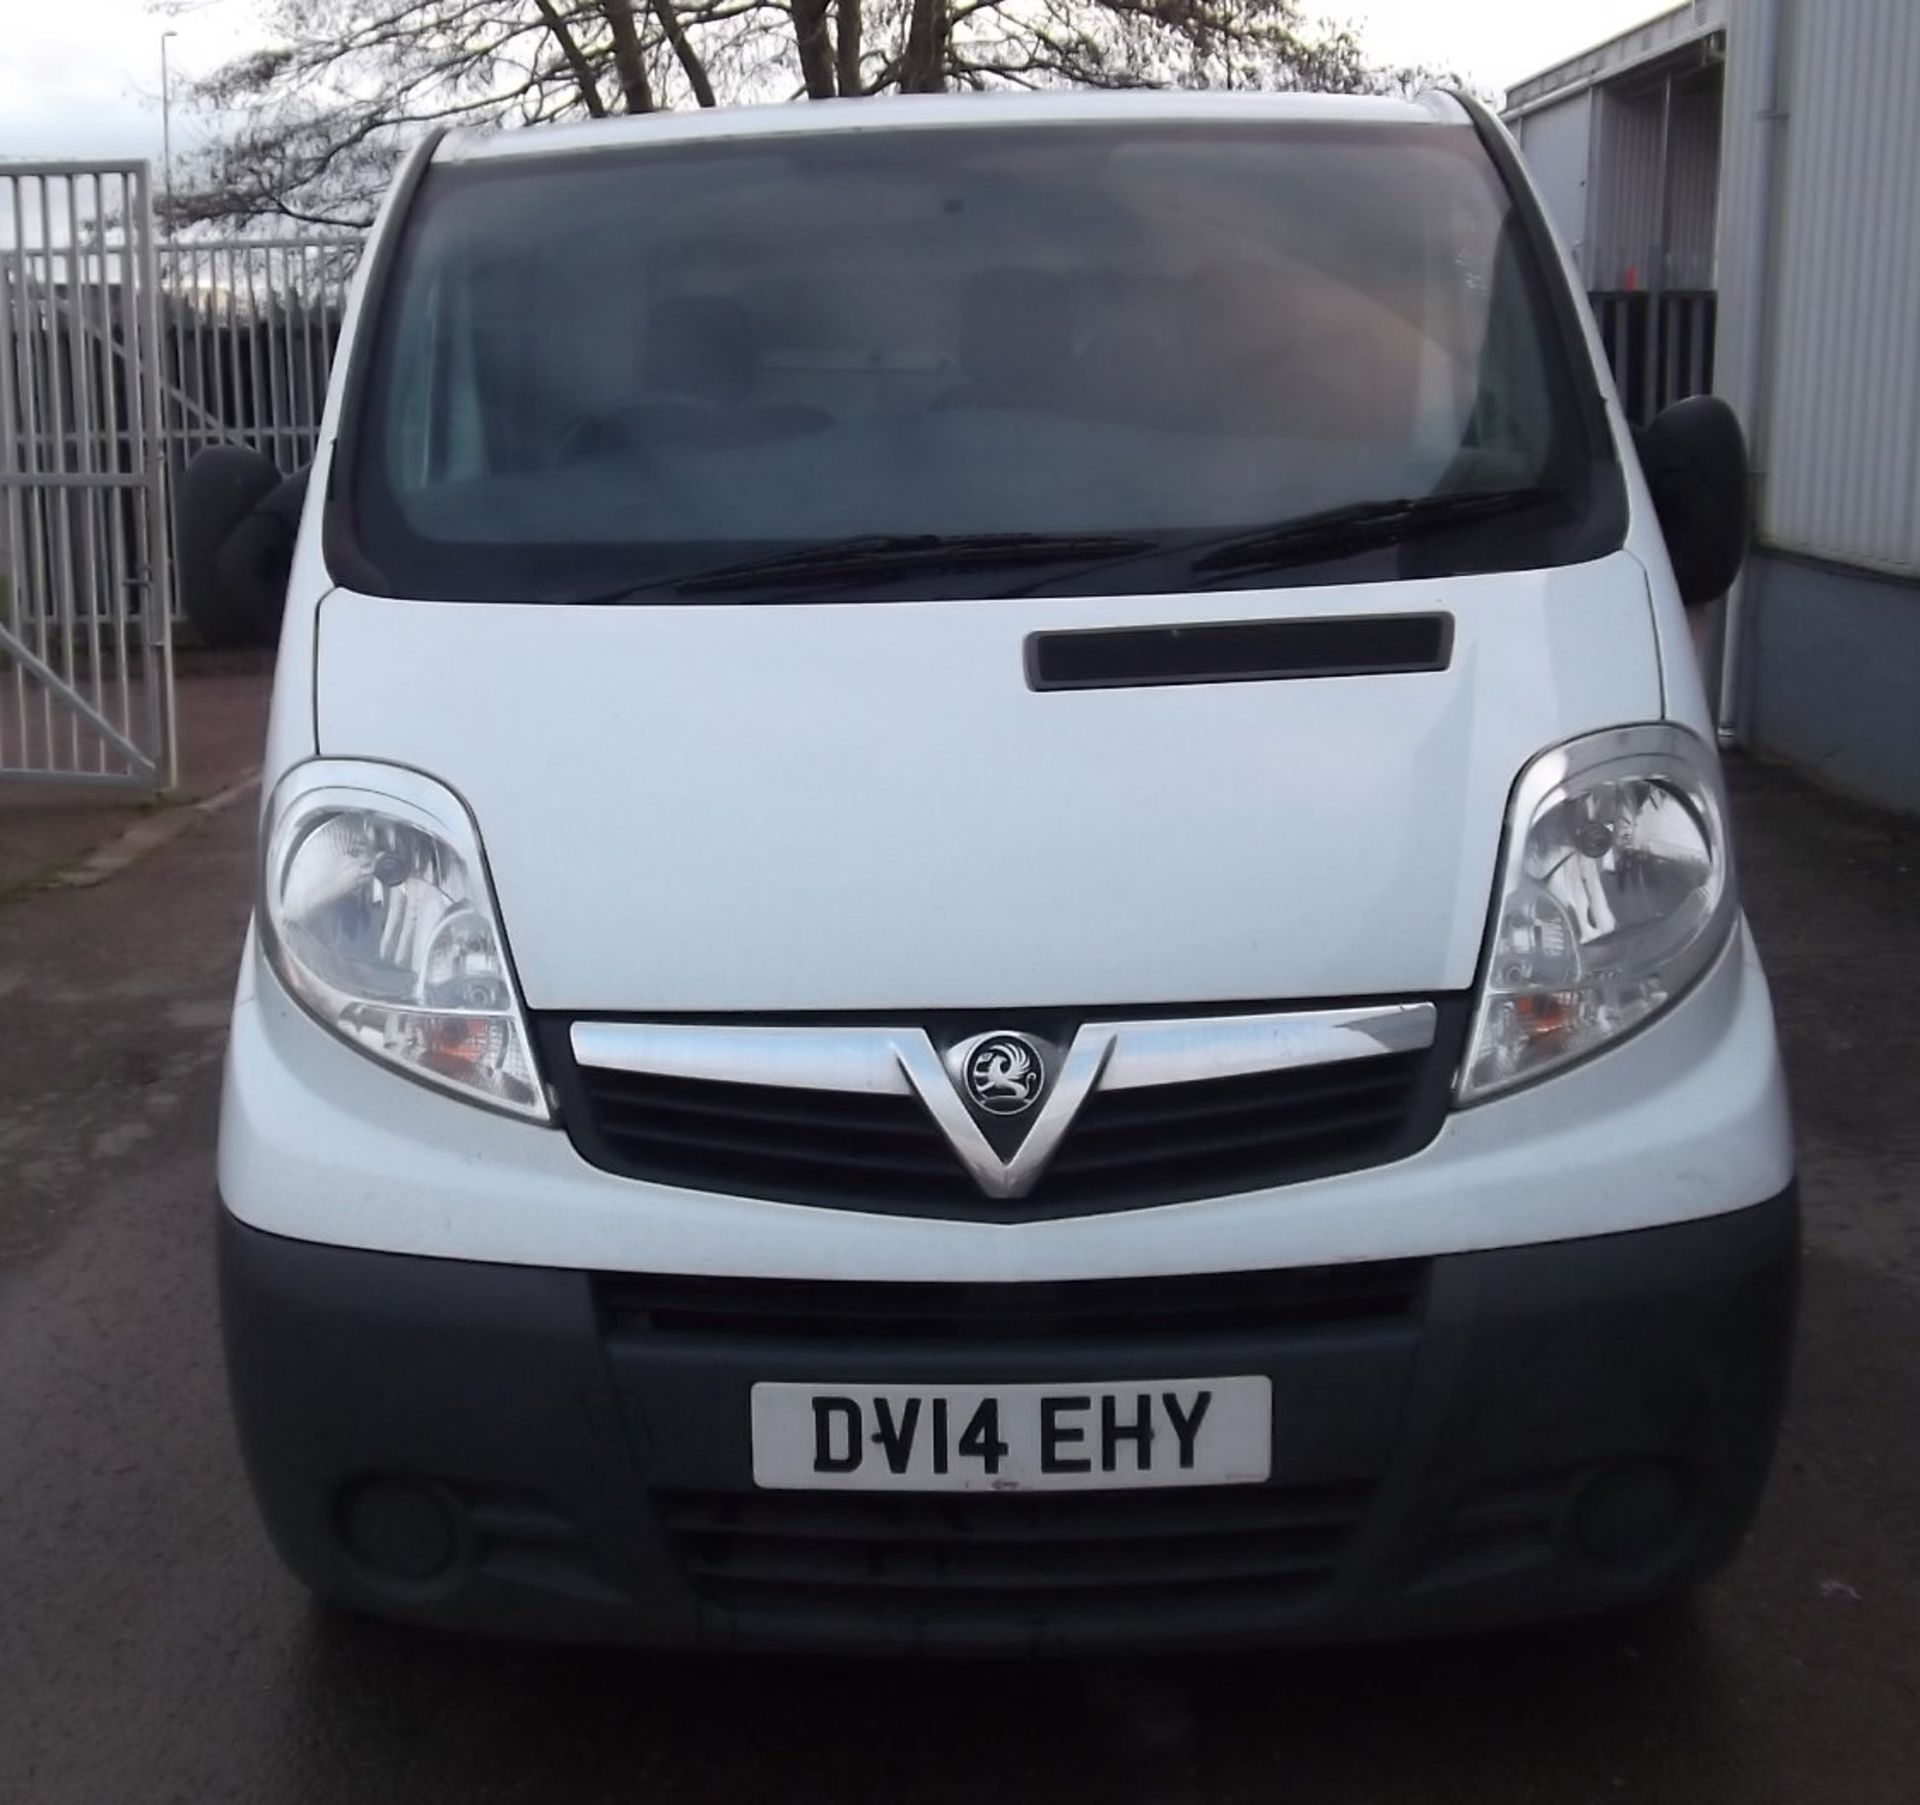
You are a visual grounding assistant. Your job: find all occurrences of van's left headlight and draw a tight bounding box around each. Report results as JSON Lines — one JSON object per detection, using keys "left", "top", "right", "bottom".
{"left": 1459, "top": 725, "right": 1735, "bottom": 1103}
{"left": 261, "top": 761, "right": 548, "bottom": 1119}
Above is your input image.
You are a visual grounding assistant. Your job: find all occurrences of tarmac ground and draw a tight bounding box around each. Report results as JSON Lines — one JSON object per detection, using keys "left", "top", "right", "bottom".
{"left": 2, "top": 666, "right": 1916, "bottom": 1804}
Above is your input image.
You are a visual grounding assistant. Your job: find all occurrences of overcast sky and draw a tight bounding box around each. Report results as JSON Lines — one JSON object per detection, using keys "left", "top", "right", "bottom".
{"left": 0, "top": 0, "right": 1675, "bottom": 170}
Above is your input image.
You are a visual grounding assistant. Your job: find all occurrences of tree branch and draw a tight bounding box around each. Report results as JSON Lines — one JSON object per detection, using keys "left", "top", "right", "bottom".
{"left": 834, "top": 0, "right": 862, "bottom": 95}
{"left": 598, "top": 0, "right": 658, "bottom": 110}
{"left": 789, "top": 0, "right": 838, "bottom": 97}
{"left": 531, "top": 0, "right": 609, "bottom": 113}
{"left": 173, "top": 0, "right": 1429, "bottom": 225}
{"left": 902, "top": 0, "right": 947, "bottom": 91}
{"left": 649, "top": 0, "right": 718, "bottom": 104}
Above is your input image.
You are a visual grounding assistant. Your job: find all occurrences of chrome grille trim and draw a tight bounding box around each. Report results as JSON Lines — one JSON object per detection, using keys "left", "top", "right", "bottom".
{"left": 1093, "top": 1004, "right": 1437, "bottom": 1090}
{"left": 569, "top": 1004, "right": 1437, "bottom": 1201}
{"left": 570, "top": 1021, "right": 916, "bottom": 1095}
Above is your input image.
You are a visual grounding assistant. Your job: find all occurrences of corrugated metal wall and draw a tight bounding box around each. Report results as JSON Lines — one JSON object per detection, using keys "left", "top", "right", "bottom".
{"left": 1665, "top": 78, "right": 1723, "bottom": 288}
{"left": 1710, "top": 0, "right": 1769, "bottom": 428}
{"left": 1759, "top": 0, "right": 1920, "bottom": 575}
{"left": 1587, "top": 76, "right": 1722, "bottom": 291}
{"left": 1513, "top": 0, "right": 1920, "bottom": 579}
{"left": 1522, "top": 0, "right": 1920, "bottom": 797}
{"left": 1590, "top": 88, "right": 1664, "bottom": 288}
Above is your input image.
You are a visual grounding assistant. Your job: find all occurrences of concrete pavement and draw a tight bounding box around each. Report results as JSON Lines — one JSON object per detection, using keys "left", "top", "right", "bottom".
{"left": 1, "top": 736, "right": 1916, "bottom": 1804}
{"left": 0, "top": 651, "right": 271, "bottom": 897}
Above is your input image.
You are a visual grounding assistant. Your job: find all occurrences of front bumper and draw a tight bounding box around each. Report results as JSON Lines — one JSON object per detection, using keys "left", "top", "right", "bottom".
{"left": 220, "top": 1187, "right": 1798, "bottom": 1654}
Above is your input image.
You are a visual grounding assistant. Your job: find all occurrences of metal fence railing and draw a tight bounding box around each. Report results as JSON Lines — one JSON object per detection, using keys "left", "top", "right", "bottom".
{"left": 1, "top": 162, "right": 175, "bottom": 789}
{"left": 156, "top": 238, "right": 361, "bottom": 481}
{"left": 2, "top": 186, "right": 364, "bottom": 789}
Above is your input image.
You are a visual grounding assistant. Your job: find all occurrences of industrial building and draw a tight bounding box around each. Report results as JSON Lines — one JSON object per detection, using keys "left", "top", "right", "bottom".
{"left": 1506, "top": 0, "right": 1920, "bottom": 813}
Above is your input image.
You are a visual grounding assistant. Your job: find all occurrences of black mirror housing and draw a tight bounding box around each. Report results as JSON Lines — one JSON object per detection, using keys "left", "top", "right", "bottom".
{"left": 175, "top": 446, "right": 309, "bottom": 648}
{"left": 1635, "top": 396, "right": 1752, "bottom": 608}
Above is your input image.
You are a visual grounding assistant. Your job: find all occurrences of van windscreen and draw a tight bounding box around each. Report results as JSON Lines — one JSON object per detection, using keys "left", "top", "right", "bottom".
{"left": 338, "top": 120, "right": 1622, "bottom": 601}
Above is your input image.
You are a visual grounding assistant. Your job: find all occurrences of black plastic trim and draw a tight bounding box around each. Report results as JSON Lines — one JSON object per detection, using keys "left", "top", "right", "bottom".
{"left": 597, "top": 1259, "right": 1431, "bottom": 1344}
{"left": 1026, "top": 612, "right": 1453, "bottom": 692}
{"left": 217, "top": 1187, "right": 1799, "bottom": 1651}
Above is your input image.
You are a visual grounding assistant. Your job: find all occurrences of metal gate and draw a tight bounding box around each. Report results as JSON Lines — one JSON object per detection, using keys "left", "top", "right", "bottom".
{"left": 0, "top": 162, "right": 174, "bottom": 789}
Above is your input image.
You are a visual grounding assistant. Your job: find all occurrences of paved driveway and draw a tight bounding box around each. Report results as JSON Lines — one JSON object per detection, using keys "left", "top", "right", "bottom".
{"left": 2, "top": 755, "right": 1916, "bottom": 1804}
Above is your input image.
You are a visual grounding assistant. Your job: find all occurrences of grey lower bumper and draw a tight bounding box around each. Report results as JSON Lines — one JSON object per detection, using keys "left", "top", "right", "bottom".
{"left": 219, "top": 1188, "right": 1798, "bottom": 1653}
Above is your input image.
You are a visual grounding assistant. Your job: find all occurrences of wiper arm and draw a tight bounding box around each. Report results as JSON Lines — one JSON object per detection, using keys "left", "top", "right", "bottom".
{"left": 671, "top": 531, "right": 1155, "bottom": 595}
{"left": 1188, "top": 486, "right": 1565, "bottom": 581}
{"left": 557, "top": 533, "right": 1158, "bottom": 605}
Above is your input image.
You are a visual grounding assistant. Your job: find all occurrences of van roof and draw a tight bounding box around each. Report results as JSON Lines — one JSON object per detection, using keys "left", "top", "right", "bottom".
{"left": 436, "top": 89, "right": 1470, "bottom": 167}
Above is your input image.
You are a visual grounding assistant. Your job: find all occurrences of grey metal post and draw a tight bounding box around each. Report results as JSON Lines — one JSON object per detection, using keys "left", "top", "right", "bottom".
{"left": 131, "top": 163, "right": 177, "bottom": 789}
{"left": 160, "top": 31, "right": 178, "bottom": 239}
{"left": 1718, "top": 0, "right": 1796, "bottom": 747}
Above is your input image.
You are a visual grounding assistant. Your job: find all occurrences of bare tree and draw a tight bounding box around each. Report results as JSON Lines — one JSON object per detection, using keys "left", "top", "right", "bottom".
{"left": 171, "top": 0, "right": 1431, "bottom": 230}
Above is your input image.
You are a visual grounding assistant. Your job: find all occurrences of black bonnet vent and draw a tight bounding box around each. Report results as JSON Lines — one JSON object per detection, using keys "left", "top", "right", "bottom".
{"left": 1027, "top": 613, "right": 1452, "bottom": 692}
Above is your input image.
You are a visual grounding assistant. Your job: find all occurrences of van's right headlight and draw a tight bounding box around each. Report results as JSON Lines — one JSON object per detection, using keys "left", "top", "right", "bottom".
{"left": 260, "top": 761, "right": 548, "bottom": 1120}
{"left": 1459, "top": 725, "right": 1735, "bottom": 1103}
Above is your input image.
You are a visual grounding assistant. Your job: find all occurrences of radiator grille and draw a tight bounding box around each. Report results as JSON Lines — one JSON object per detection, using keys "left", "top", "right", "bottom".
{"left": 599, "top": 1261, "right": 1429, "bottom": 1345}
{"left": 540, "top": 1000, "right": 1464, "bottom": 1220}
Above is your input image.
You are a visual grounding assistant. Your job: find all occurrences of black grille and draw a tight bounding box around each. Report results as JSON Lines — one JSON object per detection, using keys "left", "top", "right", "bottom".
{"left": 599, "top": 1261, "right": 1429, "bottom": 1345}
{"left": 658, "top": 1482, "right": 1371, "bottom": 1624}
{"left": 539, "top": 1000, "right": 1466, "bottom": 1221}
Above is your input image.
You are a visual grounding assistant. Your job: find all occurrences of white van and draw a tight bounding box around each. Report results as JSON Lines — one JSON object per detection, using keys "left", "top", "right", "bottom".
{"left": 194, "top": 90, "right": 1798, "bottom": 1653}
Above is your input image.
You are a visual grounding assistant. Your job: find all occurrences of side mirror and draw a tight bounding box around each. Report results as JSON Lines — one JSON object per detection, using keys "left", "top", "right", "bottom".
{"left": 1635, "top": 396, "right": 1751, "bottom": 608}
{"left": 175, "top": 446, "right": 309, "bottom": 648}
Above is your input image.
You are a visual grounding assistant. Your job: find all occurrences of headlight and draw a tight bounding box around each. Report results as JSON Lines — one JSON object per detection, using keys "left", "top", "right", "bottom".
{"left": 1459, "top": 725, "right": 1735, "bottom": 1103}
{"left": 260, "top": 762, "right": 548, "bottom": 1119}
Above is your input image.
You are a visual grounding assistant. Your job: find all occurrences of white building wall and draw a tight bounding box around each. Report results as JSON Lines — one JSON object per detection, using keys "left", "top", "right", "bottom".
{"left": 1718, "top": 0, "right": 1920, "bottom": 576}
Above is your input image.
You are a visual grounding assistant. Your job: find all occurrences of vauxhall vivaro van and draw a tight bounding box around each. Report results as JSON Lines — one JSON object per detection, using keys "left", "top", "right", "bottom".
{"left": 193, "top": 90, "right": 1797, "bottom": 1652}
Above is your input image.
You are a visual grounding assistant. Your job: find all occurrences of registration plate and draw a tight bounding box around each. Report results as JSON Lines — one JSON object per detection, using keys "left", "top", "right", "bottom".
{"left": 750, "top": 1377, "right": 1272, "bottom": 1492}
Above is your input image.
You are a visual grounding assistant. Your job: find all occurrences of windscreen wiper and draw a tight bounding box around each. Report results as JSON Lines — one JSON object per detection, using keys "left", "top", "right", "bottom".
{"left": 1186, "top": 486, "right": 1565, "bottom": 582}
{"left": 667, "top": 531, "right": 1158, "bottom": 596}
{"left": 558, "top": 533, "right": 1158, "bottom": 605}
